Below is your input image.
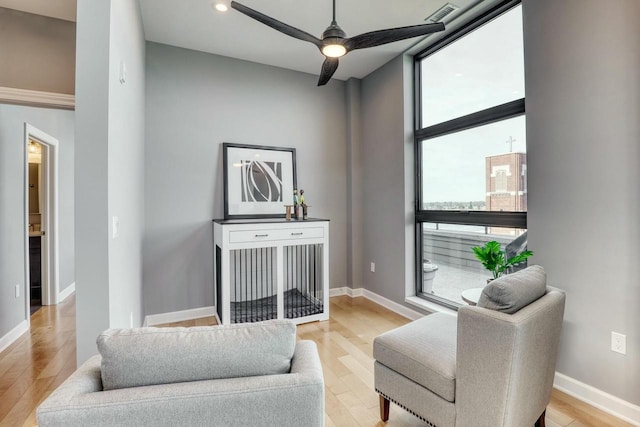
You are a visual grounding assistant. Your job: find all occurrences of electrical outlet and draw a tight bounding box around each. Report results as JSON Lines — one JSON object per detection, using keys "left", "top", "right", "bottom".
{"left": 611, "top": 332, "right": 626, "bottom": 355}
{"left": 15, "top": 284, "right": 20, "bottom": 298}
{"left": 370, "top": 262, "right": 375, "bottom": 273}
{"left": 130, "top": 312, "right": 134, "bottom": 328}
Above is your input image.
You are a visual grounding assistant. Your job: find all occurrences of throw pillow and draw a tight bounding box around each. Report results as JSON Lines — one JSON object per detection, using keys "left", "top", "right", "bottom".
{"left": 477, "top": 265, "right": 547, "bottom": 314}
{"left": 98, "top": 319, "right": 296, "bottom": 390}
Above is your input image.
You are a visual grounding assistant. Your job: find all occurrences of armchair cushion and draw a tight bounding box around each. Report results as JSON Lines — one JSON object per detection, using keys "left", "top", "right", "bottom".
{"left": 373, "top": 313, "right": 457, "bottom": 402}
{"left": 477, "top": 265, "right": 546, "bottom": 314}
{"left": 98, "top": 320, "right": 296, "bottom": 390}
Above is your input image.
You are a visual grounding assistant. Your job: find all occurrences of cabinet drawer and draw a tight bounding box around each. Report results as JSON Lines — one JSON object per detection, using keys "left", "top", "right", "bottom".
{"left": 229, "top": 227, "right": 324, "bottom": 243}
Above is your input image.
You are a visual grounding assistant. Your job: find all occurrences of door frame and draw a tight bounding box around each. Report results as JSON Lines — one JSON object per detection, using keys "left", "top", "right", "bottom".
{"left": 23, "top": 123, "right": 60, "bottom": 319}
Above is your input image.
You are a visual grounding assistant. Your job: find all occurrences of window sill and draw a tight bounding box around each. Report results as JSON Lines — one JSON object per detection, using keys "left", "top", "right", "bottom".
{"left": 405, "top": 296, "right": 458, "bottom": 316}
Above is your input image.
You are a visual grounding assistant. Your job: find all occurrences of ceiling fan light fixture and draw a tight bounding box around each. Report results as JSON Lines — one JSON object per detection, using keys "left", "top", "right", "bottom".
{"left": 214, "top": 2, "right": 228, "bottom": 12}
{"left": 321, "top": 42, "right": 346, "bottom": 58}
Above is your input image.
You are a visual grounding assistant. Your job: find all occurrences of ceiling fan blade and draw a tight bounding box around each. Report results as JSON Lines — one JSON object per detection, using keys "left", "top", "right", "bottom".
{"left": 231, "top": 1, "right": 322, "bottom": 49}
{"left": 344, "top": 22, "right": 445, "bottom": 51}
{"left": 317, "top": 57, "right": 339, "bottom": 86}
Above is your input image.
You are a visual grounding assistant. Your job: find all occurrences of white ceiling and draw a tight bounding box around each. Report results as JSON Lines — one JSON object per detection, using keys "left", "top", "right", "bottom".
{"left": 139, "top": 0, "right": 477, "bottom": 81}
{"left": 0, "top": 0, "right": 482, "bottom": 82}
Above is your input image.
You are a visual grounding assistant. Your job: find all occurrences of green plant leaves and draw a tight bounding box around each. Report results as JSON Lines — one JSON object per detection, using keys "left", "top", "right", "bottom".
{"left": 471, "top": 241, "right": 533, "bottom": 279}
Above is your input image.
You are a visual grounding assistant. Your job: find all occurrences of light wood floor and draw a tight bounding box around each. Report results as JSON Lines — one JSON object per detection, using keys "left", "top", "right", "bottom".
{"left": 0, "top": 294, "right": 632, "bottom": 427}
{"left": 0, "top": 294, "right": 76, "bottom": 427}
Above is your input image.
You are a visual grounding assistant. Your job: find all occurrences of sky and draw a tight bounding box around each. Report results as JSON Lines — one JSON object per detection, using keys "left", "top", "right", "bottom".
{"left": 420, "top": 5, "right": 525, "bottom": 204}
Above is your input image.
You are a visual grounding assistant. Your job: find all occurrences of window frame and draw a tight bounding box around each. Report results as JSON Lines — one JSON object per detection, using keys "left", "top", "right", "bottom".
{"left": 414, "top": 0, "right": 525, "bottom": 309}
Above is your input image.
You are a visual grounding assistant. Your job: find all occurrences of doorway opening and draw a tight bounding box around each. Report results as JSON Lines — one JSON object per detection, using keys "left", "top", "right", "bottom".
{"left": 28, "top": 140, "right": 43, "bottom": 314}
{"left": 23, "top": 124, "right": 59, "bottom": 323}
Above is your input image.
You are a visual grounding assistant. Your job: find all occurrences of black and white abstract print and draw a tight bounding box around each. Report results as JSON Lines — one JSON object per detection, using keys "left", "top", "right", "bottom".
{"left": 223, "top": 142, "right": 295, "bottom": 218}
{"left": 240, "top": 160, "right": 283, "bottom": 202}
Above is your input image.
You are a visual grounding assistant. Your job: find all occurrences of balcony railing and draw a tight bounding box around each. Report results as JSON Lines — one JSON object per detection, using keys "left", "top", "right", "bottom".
{"left": 421, "top": 227, "right": 524, "bottom": 305}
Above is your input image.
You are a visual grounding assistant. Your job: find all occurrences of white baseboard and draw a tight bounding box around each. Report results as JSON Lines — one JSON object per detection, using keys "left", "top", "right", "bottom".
{"left": 554, "top": 372, "right": 640, "bottom": 426}
{"left": 58, "top": 282, "right": 75, "bottom": 302}
{"left": 333, "top": 288, "right": 640, "bottom": 425}
{"left": 0, "top": 320, "right": 29, "bottom": 355}
{"left": 359, "top": 288, "right": 424, "bottom": 321}
{"left": 143, "top": 306, "right": 217, "bottom": 327}
{"left": 330, "top": 287, "right": 423, "bottom": 320}
{"left": 329, "top": 286, "right": 363, "bottom": 298}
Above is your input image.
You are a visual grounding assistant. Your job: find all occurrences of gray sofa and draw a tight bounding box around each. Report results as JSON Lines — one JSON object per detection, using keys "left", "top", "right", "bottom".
{"left": 37, "top": 320, "right": 324, "bottom": 427}
{"left": 374, "top": 266, "right": 565, "bottom": 427}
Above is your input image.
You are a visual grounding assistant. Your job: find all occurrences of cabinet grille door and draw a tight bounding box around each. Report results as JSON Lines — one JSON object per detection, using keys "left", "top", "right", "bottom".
{"left": 229, "top": 247, "right": 277, "bottom": 323}
{"left": 283, "top": 244, "right": 324, "bottom": 320}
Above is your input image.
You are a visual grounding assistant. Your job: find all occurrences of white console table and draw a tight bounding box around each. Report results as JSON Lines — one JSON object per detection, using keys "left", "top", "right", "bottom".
{"left": 213, "top": 218, "right": 329, "bottom": 325}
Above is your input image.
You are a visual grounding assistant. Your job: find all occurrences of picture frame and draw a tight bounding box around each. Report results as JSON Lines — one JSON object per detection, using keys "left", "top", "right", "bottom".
{"left": 223, "top": 142, "right": 297, "bottom": 219}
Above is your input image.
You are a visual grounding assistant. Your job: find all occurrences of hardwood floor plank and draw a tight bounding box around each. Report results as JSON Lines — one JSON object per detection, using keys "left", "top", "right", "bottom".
{"left": 338, "top": 354, "right": 374, "bottom": 389}
{"left": 330, "top": 332, "right": 375, "bottom": 373}
{"left": 0, "top": 293, "right": 634, "bottom": 427}
{"left": 549, "top": 389, "right": 632, "bottom": 427}
{"left": 0, "top": 377, "right": 54, "bottom": 427}
{"left": 0, "top": 295, "right": 76, "bottom": 427}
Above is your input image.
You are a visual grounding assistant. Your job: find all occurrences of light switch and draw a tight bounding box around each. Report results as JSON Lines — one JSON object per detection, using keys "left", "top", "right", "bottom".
{"left": 119, "top": 61, "right": 126, "bottom": 84}
{"left": 112, "top": 216, "right": 120, "bottom": 239}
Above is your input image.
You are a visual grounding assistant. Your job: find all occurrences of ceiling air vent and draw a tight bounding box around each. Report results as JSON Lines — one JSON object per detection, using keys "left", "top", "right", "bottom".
{"left": 425, "top": 3, "right": 460, "bottom": 23}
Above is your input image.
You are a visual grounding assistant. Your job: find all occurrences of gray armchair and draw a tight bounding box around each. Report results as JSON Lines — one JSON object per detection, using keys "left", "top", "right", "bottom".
{"left": 37, "top": 320, "right": 325, "bottom": 427}
{"left": 374, "top": 266, "right": 565, "bottom": 427}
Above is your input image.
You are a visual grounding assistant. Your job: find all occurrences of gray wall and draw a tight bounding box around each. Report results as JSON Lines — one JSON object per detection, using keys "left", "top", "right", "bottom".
{"left": 345, "top": 78, "right": 364, "bottom": 290}
{"left": 359, "top": 55, "right": 419, "bottom": 306}
{"left": 107, "top": 0, "right": 146, "bottom": 330}
{"left": 524, "top": 0, "right": 640, "bottom": 405}
{"left": 0, "top": 104, "right": 74, "bottom": 338}
{"left": 143, "top": 42, "right": 348, "bottom": 316}
{"left": 357, "top": 0, "right": 640, "bottom": 408}
{"left": 75, "top": 0, "right": 146, "bottom": 364}
{"left": 0, "top": 8, "right": 75, "bottom": 94}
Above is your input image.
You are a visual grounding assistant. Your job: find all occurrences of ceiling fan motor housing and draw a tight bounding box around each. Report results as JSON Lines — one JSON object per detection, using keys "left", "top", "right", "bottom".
{"left": 322, "top": 22, "right": 347, "bottom": 40}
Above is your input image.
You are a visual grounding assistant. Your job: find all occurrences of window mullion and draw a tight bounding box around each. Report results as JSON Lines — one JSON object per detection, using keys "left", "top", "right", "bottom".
{"left": 416, "top": 98, "right": 525, "bottom": 141}
{"left": 416, "top": 210, "right": 527, "bottom": 229}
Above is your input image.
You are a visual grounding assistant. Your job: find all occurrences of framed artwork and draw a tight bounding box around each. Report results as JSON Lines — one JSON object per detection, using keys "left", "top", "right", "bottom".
{"left": 223, "top": 143, "right": 297, "bottom": 219}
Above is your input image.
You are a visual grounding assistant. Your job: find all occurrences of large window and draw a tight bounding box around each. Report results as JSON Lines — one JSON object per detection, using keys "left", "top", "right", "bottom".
{"left": 415, "top": 1, "right": 526, "bottom": 308}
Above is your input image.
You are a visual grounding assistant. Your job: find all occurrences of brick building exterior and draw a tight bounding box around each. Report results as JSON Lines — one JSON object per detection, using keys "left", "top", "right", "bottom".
{"left": 485, "top": 152, "right": 527, "bottom": 212}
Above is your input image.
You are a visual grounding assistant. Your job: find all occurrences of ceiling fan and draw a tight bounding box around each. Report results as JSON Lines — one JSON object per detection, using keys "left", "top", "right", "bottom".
{"left": 230, "top": 0, "right": 446, "bottom": 86}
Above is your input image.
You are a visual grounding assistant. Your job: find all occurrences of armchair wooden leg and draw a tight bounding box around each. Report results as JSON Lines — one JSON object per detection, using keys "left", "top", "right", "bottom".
{"left": 535, "top": 409, "right": 546, "bottom": 427}
{"left": 379, "top": 395, "right": 390, "bottom": 422}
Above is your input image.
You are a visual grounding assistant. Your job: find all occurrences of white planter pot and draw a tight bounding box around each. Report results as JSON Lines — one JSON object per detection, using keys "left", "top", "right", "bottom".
{"left": 422, "top": 261, "right": 439, "bottom": 294}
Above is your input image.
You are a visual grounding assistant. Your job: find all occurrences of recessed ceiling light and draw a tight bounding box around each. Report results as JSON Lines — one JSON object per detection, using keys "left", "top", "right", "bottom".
{"left": 214, "top": 3, "right": 228, "bottom": 12}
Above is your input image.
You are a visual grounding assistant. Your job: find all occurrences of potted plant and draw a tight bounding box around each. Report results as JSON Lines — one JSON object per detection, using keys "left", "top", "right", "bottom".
{"left": 471, "top": 240, "right": 533, "bottom": 281}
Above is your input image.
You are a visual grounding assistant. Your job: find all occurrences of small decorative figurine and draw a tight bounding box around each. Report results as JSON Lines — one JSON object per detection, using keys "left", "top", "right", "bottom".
{"left": 284, "top": 205, "right": 293, "bottom": 220}
{"left": 293, "top": 189, "right": 300, "bottom": 219}
{"left": 299, "top": 189, "right": 309, "bottom": 220}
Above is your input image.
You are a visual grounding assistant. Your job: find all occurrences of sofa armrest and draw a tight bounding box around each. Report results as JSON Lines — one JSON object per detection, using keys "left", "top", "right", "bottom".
{"left": 290, "top": 340, "right": 324, "bottom": 381}
{"left": 37, "top": 341, "right": 324, "bottom": 427}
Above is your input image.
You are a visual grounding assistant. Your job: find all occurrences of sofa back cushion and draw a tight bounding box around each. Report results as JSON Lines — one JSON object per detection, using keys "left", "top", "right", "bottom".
{"left": 98, "top": 320, "right": 296, "bottom": 390}
{"left": 477, "top": 265, "right": 547, "bottom": 314}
